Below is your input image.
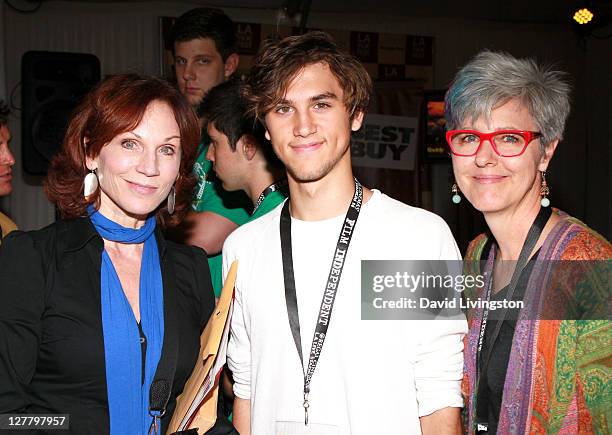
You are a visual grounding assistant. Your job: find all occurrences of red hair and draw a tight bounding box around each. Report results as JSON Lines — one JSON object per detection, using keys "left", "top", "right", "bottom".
{"left": 45, "top": 74, "right": 200, "bottom": 227}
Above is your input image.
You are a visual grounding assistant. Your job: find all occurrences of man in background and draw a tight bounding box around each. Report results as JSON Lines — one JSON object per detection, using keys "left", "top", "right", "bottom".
{"left": 0, "top": 100, "right": 17, "bottom": 243}
{"left": 201, "top": 78, "right": 287, "bottom": 235}
{"left": 170, "top": 7, "right": 251, "bottom": 296}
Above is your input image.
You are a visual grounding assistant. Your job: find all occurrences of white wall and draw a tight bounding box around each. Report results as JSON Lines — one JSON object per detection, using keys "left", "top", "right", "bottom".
{"left": 3, "top": 1, "right": 610, "bottom": 236}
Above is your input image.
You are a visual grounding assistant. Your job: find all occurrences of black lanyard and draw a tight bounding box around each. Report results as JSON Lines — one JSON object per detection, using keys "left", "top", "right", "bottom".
{"left": 279, "top": 179, "right": 363, "bottom": 425}
{"left": 474, "top": 206, "right": 551, "bottom": 431}
{"left": 253, "top": 179, "right": 288, "bottom": 214}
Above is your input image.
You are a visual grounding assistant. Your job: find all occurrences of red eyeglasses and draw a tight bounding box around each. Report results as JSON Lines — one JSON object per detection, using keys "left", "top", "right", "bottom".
{"left": 446, "top": 130, "right": 542, "bottom": 157}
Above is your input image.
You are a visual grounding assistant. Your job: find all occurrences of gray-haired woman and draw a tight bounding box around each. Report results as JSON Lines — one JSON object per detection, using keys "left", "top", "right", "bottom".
{"left": 445, "top": 51, "right": 611, "bottom": 434}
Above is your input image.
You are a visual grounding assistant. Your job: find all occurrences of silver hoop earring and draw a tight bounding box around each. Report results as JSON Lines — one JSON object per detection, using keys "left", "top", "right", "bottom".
{"left": 167, "top": 186, "right": 176, "bottom": 215}
{"left": 83, "top": 169, "right": 99, "bottom": 198}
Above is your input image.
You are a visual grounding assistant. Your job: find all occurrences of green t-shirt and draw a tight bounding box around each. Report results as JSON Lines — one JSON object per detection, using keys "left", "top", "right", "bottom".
{"left": 192, "top": 144, "right": 252, "bottom": 221}
{"left": 250, "top": 190, "right": 287, "bottom": 221}
{"left": 192, "top": 143, "right": 252, "bottom": 297}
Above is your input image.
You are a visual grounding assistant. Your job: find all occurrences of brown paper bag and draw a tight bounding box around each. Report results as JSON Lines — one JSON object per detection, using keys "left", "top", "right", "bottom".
{"left": 167, "top": 261, "right": 237, "bottom": 434}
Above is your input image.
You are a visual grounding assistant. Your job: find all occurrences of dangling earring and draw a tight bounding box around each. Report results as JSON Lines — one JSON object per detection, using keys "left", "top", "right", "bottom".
{"left": 451, "top": 183, "right": 461, "bottom": 204}
{"left": 167, "top": 186, "right": 176, "bottom": 215}
{"left": 83, "top": 169, "right": 99, "bottom": 198}
{"left": 540, "top": 171, "right": 550, "bottom": 207}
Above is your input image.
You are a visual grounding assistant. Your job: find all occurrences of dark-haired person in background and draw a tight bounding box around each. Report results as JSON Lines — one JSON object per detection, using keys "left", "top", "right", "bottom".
{"left": 199, "top": 78, "right": 287, "bottom": 433}
{"left": 0, "top": 100, "right": 17, "bottom": 243}
{"left": 169, "top": 7, "right": 251, "bottom": 297}
{"left": 201, "top": 78, "right": 287, "bottom": 257}
{"left": 171, "top": 8, "right": 238, "bottom": 109}
{"left": 0, "top": 74, "right": 215, "bottom": 434}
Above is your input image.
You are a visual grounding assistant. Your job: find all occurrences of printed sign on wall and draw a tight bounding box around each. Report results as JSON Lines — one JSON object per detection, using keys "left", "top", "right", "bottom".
{"left": 351, "top": 114, "right": 418, "bottom": 170}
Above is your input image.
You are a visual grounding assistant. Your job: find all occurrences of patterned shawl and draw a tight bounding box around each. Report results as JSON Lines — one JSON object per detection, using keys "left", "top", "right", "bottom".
{"left": 462, "top": 209, "right": 611, "bottom": 434}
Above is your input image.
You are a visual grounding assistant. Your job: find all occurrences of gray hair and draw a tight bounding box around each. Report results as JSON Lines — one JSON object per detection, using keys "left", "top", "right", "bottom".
{"left": 445, "top": 50, "right": 571, "bottom": 149}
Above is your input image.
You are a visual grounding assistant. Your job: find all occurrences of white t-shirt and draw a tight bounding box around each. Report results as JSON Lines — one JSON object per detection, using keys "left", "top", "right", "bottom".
{"left": 223, "top": 190, "right": 467, "bottom": 435}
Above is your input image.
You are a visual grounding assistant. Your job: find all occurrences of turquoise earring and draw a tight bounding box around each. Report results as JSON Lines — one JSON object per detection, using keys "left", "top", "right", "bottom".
{"left": 451, "top": 183, "right": 461, "bottom": 204}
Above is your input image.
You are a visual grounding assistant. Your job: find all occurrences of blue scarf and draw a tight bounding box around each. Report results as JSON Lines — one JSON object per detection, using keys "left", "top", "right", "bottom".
{"left": 88, "top": 206, "right": 164, "bottom": 435}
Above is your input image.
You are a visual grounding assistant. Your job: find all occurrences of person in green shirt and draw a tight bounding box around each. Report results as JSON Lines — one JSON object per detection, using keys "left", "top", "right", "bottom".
{"left": 190, "top": 142, "right": 252, "bottom": 296}
{"left": 169, "top": 8, "right": 251, "bottom": 292}
{"left": 200, "top": 78, "right": 287, "bottom": 292}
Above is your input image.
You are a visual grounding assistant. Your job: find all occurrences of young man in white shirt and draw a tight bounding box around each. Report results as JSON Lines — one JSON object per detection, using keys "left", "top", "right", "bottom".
{"left": 223, "top": 32, "right": 467, "bottom": 435}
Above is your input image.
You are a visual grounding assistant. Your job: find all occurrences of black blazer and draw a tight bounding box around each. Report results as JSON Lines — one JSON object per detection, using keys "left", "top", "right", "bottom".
{"left": 0, "top": 217, "right": 215, "bottom": 434}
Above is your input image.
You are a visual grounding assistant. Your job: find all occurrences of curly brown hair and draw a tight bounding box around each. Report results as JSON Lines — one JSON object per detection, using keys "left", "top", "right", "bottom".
{"left": 243, "top": 31, "right": 372, "bottom": 122}
{"left": 45, "top": 74, "right": 200, "bottom": 227}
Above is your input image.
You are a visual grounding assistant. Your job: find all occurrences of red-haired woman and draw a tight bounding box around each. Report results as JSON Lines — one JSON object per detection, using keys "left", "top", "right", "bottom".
{"left": 0, "top": 74, "right": 215, "bottom": 434}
